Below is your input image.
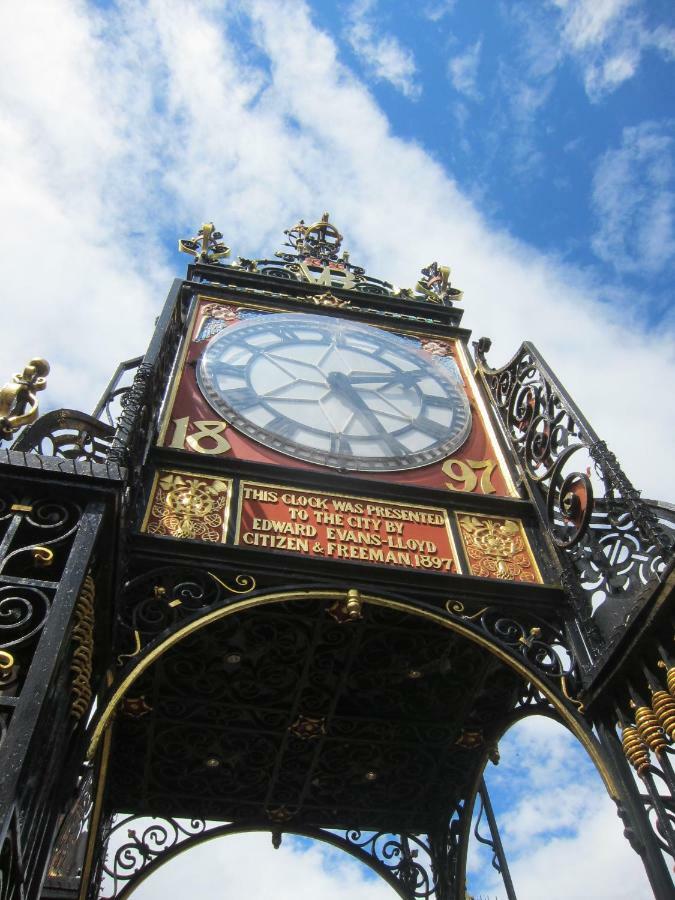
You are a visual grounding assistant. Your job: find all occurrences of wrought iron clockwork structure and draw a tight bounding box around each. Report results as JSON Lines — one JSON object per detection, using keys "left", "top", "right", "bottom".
{"left": 0, "top": 216, "right": 673, "bottom": 900}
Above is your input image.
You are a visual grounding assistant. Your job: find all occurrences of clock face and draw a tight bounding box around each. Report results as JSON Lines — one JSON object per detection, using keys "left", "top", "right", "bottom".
{"left": 197, "top": 313, "right": 471, "bottom": 471}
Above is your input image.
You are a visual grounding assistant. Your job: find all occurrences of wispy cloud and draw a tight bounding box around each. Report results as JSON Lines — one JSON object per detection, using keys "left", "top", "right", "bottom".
{"left": 553, "top": 0, "right": 675, "bottom": 100}
{"left": 422, "top": 0, "right": 456, "bottom": 22}
{"left": 473, "top": 717, "right": 652, "bottom": 899}
{"left": 0, "top": 0, "right": 673, "bottom": 508}
{"left": 127, "top": 830, "right": 393, "bottom": 899}
{"left": 344, "top": 0, "right": 421, "bottom": 99}
{"left": 447, "top": 39, "right": 482, "bottom": 100}
{"left": 591, "top": 120, "right": 675, "bottom": 274}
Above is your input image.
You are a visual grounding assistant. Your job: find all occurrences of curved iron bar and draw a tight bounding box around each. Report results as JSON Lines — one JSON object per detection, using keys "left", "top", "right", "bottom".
{"left": 93, "top": 357, "right": 143, "bottom": 427}
{"left": 101, "top": 818, "right": 412, "bottom": 900}
{"left": 112, "top": 572, "right": 578, "bottom": 707}
{"left": 474, "top": 339, "right": 674, "bottom": 647}
{"left": 11, "top": 410, "right": 114, "bottom": 464}
{"left": 107, "top": 280, "right": 186, "bottom": 469}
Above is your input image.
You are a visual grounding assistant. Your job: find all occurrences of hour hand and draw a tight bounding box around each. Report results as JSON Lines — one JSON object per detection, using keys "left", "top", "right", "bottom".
{"left": 346, "top": 369, "right": 424, "bottom": 388}
{"left": 327, "top": 372, "right": 382, "bottom": 423}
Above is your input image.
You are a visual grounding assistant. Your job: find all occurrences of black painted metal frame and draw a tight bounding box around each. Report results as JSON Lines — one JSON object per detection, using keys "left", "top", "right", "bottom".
{"left": 0, "top": 263, "right": 673, "bottom": 899}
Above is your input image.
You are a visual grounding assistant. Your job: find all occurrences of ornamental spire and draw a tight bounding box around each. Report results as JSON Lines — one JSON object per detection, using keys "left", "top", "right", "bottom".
{"left": 282, "top": 212, "right": 344, "bottom": 262}
{"left": 179, "top": 222, "right": 230, "bottom": 264}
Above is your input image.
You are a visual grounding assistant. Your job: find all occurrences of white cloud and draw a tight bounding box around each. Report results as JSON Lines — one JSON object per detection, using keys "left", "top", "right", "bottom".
{"left": 0, "top": 5, "right": 670, "bottom": 896}
{"left": 127, "top": 832, "right": 395, "bottom": 899}
{"left": 0, "top": 0, "right": 672, "bottom": 507}
{"left": 552, "top": 0, "right": 675, "bottom": 100}
{"left": 448, "top": 39, "right": 482, "bottom": 100}
{"left": 344, "top": 0, "right": 421, "bottom": 99}
{"left": 591, "top": 120, "right": 675, "bottom": 274}
{"left": 469, "top": 717, "right": 653, "bottom": 899}
{"left": 423, "top": 0, "right": 456, "bottom": 21}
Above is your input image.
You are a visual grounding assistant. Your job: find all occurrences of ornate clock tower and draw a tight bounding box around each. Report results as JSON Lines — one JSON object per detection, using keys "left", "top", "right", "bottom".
{"left": 0, "top": 215, "right": 673, "bottom": 900}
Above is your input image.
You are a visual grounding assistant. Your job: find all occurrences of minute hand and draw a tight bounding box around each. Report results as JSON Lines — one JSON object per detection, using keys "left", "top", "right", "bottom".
{"left": 327, "top": 372, "right": 407, "bottom": 450}
{"left": 346, "top": 369, "right": 425, "bottom": 387}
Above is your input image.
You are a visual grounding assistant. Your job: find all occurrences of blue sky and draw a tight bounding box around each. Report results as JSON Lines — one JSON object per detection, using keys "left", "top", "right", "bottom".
{"left": 1, "top": 1, "right": 672, "bottom": 897}
{"left": 317, "top": 0, "right": 675, "bottom": 321}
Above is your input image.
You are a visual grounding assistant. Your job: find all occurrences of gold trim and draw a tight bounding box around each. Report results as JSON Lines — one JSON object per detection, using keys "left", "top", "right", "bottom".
{"left": 158, "top": 296, "right": 517, "bottom": 502}
{"left": 116, "top": 630, "right": 142, "bottom": 666}
{"left": 85, "top": 590, "right": 617, "bottom": 798}
{"left": 78, "top": 682, "right": 113, "bottom": 900}
{"left": 454, "top": 339, "right": 519, "bottom": 498}
{"left": 235, "top": 479, "right": 462, "bottom": 574}
{"left": 140, "top": 468, "right": 234, "bottom": 544}
{"left": 156, "top": 299, "right": 202, "bottom": 446}
{"left": 455, "top": 511, "right": 543, "bottom": 584}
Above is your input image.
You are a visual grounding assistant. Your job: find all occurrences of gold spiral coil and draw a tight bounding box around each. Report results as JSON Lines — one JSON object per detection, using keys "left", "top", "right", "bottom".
{"left": 667, "top": 666, "right": 675, "bottom": 698}
{"left": 652, "top": 690, "right": 675, "bottom": 742}
{"left": 622, "top": 724, "right": 650, "bottom": 775}
{"left": 633, "top": 705, "right": 667, "bottom": 754}
{"left": 70, "top": 575, "right": 95, "bottom": 721}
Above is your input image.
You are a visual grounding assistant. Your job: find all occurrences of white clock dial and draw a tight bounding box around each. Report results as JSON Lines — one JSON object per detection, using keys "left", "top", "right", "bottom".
{"left": 197, "top": 313, "right": 471, "bottom": 471}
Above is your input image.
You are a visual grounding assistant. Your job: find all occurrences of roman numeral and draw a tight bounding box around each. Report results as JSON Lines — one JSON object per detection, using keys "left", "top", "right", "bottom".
{"left": 414, "top": 417, "right": 449, "bottom": 439}
{"left": 211, "top": 361, "right": 247, "bottom": 379}
{"left": 331, "top": 434, "right": 352, "bottom": 455}
{"left": 227, "top": 387, "right": 260, "bottom": 409}
{"left": 267, "top": 415, "right": 298, "bottom": 438}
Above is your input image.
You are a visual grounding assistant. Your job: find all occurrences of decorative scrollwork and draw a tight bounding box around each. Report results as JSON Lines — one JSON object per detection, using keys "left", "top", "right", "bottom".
{"left": 102, "top": 815, "right": 207, "bottom": 897}
{"left": 0, "top": 497, "right": 81, "bottom": 580}
{"left": 116, "top": 567, "right": 257, "bottom": 663}
{"left": 446, "top": 601, "right": 577, "bottom": 700}
{"left": 92, "top": 356, "right": 143, "bottom": 428}
{"left": 12, "top": 409, "right": 114, "bottom": 463}
{"left": 475, "top": 340, "right": 674, "bottom": 640}
{"left": 0, "top": 585, "right": 51, "bottom": 650}
{"left": 344, "top": 831, "right": 436, "bottom": 899}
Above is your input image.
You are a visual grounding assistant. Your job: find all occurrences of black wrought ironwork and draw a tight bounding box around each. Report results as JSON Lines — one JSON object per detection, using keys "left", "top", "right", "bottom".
{"left": 114, "top": 566, "right": 257, "bottom": 664}
{"left": 0, "top": 499, "right": 105, "bottom": 900}
{"left": 473, "top": 779, "right": 517, "bottom": 900}
{"left": 45, "top": 769, "right": 93, "bottom": 886}
{"left": 96, "top": 805, "right": 475, "bottom": 900}
{"left": 92, "top": 356, "right": 144, "bottom": 428}
{"left": 107, "top": 280, "right": 186, "bottom": 469}
{"left": 12, "top": 409, "right": 113, "bottom": 463}
{"left": 0, "top": 493, "right": 83, "bottom": 698}
{"left": 474, "top": 340, "right": 674, "bottom": 646}
{"left": 446, "top": 601, "right": 580, "bottom": 705}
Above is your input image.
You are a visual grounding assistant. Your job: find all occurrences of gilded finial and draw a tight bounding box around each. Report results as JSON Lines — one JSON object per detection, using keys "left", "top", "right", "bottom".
{"left": 179, "top": 222, "right": 230, "bottom": 264}
{"left": 415, "top": 262, "right": 463, "bottom": 306}
{"left": 283, "top": 212, "right": 343, "bottom": 260}
{"left": 0, "top": 357, "right": 50, "bottom": 441}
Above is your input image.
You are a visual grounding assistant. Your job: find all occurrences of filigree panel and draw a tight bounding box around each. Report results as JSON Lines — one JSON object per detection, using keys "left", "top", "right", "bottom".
{"left": 141, "top": 470, "right": 232, "bottom": 543}
{"left": 456, "top": 513, "right": 541, "bottom": 583}
{"left": 0, "top": 492, "right": 83, "bottom": 697}
{"left": 475, "top": 339, "right": 673, "bottom": 644}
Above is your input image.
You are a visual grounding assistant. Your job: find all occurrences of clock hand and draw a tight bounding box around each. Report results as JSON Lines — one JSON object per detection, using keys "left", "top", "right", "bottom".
{"left": 346, "top": 369, "right": 426, "bottom": 387}
{"left": 327, "top": 372, "right": 407, "bottom": 450}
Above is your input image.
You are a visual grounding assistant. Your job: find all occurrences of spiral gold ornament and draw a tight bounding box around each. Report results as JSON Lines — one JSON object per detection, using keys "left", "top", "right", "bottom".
{"left": 667, "top": 666, "right": 675, "bottom": 698}
{"left": 633, "top": 705, "right": 667, "bottom": 755}
{"left": 652, "top": 690, "right": 675, "bottom": 742}
{"left": 70, "top": 575, "right": 95, "bottom": 721}
{"left": 622, "top": 724, "right": 651, "bottom": 775}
